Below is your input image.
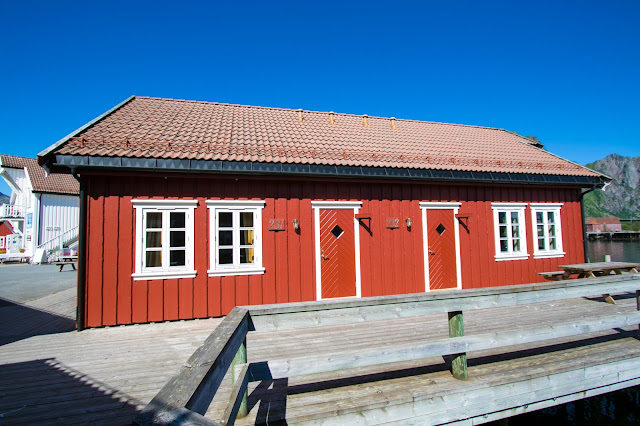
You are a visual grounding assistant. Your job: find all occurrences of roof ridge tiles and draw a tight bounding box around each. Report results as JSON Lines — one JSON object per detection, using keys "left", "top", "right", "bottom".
{"left": 134, "top": 96, "right": 508, "bottom": 132}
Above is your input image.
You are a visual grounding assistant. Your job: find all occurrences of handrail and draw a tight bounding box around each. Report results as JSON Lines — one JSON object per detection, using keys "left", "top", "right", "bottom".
{"left": 134, "top": 307, "right": 251, "bottom": 426}
{"left": 36, "top": 225, "right": 79, "bottom": 251}
{"left": 134, "top": 274, "right": 640, "bottom": 425}
{"left": 0, "top": 204, "right": 24, "bottom": 219}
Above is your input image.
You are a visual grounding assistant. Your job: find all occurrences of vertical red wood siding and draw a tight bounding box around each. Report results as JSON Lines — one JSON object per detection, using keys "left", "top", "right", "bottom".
{"left": 81, "top": 174, "right": 586, "bottom": 327}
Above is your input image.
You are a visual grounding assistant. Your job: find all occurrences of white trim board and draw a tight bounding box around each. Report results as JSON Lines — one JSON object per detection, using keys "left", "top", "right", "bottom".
{"left": 311, "top": 201, "right": 362, "bottom": 301}
{"left": 419, "top": 202, "right": 462, "bottom": 292}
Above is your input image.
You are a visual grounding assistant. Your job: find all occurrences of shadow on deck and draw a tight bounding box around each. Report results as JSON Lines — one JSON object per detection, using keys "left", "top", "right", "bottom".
{"left": 0, "top": 358, "right": 139, "bottom": 425}
{"left": 0, "top": 297, "right": 76, "bottom": 346}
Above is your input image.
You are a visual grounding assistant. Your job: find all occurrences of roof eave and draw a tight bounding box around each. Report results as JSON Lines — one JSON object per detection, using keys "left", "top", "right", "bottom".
{"left": 48, "top": 154, "right": 607, "bottom": 188}
{"left": 37, "top": 95, "right": 137, "bottom": 166}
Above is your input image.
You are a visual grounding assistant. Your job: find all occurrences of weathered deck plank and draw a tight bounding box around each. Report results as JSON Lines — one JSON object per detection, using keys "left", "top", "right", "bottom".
{"left": 224, "top": 292, "right": 640, "bottom": 425}
{"left": 4, "top": 283, "right": 640, "bottom": 425}
{"left": 0, "top": 289, "right": 223, "bottom": 425}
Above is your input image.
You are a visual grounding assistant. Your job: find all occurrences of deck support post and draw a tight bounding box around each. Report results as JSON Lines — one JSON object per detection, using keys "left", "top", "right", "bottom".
{"left": 231, "top": 339, "right": 248, "bottom": 418}
{"left": 448, "top": 310, "right": 468, "bottom": 380}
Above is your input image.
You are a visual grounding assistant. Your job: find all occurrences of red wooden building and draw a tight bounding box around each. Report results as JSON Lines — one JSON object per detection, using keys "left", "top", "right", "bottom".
{"left": 38, "top": 96, "right": 609, "bottom": 329}
{"left": 585, "top": 217, "right": 623, "bottom": 233}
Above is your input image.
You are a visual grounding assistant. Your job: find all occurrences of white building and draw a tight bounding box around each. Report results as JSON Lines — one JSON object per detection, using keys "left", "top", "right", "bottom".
{"left": 0, "top": 154, "right": 79, "bottom": 261}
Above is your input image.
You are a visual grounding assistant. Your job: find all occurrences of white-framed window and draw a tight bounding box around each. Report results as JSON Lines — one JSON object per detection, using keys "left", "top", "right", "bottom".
{"left": 207, "top": 200, "right": 265, "bottom": 277}
{"left": 492, "top": 203, "right": 529, "bottom": 261}
{"left": 0, "top": 236, "right": 4, "bottom": 249}
{"left": 131, "top": 199, "right": 197, "bottom": 280}
{"left": 531, "top": 203, "right": 564, "bottom": 258}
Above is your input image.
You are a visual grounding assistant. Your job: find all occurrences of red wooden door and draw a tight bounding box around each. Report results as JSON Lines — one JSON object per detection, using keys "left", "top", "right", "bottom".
{"left": 319, "top": 209, "right": 356, "bottom": 298}
{"left": 426, "top": 209, "right": 458, "bottom": 290}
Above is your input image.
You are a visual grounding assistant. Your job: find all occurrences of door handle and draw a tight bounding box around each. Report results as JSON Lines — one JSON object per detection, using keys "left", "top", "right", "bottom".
{"left": 321, "top": 250, "right": 326, "bottom": 260}
{"left": 428, "top": 247, "right": 435, "bottom": 255}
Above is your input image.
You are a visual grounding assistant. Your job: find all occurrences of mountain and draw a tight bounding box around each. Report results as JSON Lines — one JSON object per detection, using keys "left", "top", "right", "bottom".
{"left": 0, "top": 192, "right": 9, "bottom": 205}
{"left": 583, "top": 154, "right": 640, "bottom": 219}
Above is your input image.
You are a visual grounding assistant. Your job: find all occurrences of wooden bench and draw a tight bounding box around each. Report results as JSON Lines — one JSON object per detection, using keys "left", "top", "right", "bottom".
{"left": 538, "top": 271, "right": 566, "bottom": 281}
{"left": 53, "top": 260, "right": 77, "bottom": 272}
{"left": 538, "top": 270, "right": 616, "bottom": 304}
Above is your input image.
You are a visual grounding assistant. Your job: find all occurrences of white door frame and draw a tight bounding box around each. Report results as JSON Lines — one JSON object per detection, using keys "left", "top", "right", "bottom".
{"left": 311, "top": 201, "right": 362, "bottom": 301}
{"left": 420, "top": 202, "right": 462, "bottom": 292}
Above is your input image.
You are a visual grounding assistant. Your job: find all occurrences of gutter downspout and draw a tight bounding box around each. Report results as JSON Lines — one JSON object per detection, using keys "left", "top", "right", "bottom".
{"left": 71, "top": 168, "right": 87, "bottom": 331}
{"left": 580, "top": 185, "right": 599, "bottom": 263}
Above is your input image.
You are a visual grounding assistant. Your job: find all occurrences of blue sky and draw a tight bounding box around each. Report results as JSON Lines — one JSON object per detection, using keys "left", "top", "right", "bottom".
{"left": 1, "top": 1, "right": 638, "bottom": 196}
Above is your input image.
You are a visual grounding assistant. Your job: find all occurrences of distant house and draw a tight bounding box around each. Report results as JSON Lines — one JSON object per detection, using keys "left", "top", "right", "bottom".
{"left": 0, "top": 221, "right": 14, "bottom": 254}
{"left": 38, "top": 96, "right": 610, "bottom": 328}
{"left": 0, "top": 155, "right": 79, "bottom": 261}
{"left": 585, "top": 217, "right": 622, "bottom": 233}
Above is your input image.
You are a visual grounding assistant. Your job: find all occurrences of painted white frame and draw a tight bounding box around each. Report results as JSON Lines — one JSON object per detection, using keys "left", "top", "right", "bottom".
{"left": 311, "top": 201, "right": 362, "bottom": 301}
{"left": 206, "top": 200, "right": 266, "bottom": 277}
{"left": 420, "top": 202, "right": 463, "bottom": 292}
{"left": 491, "top": 202, "right": 529, "bottom": 261}
{"left": 132, "top": 199, "right": 197, "bottom": 281}
{"left": 530, "top": 203, "right": 565, "bottom": 259}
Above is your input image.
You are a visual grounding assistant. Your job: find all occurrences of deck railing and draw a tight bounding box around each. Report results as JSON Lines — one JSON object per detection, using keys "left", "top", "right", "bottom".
{"left": 0, "top": 204, "right": 23, "bottom": 219}
{"left": 134, "top": 274, "right": 640, "bottom": 425}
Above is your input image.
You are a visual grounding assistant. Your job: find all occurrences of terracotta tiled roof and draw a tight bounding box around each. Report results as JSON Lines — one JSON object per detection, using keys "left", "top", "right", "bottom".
{"left": 585, "top": 217, "right": 621, "bottom": 225}
{"left": 0, "top": 155, "right": 79, "bottom": 195}
{"left": 45, "top": 96, "right": 601, "bottom": 177}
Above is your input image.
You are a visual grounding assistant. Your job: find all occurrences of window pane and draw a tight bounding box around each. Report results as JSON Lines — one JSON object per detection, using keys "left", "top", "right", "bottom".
{"left": 512, "top": 225, "right": 519, "bottom": 238}
{"left": 499, "top": 225, "right": 508, "bottom": 238}
{"left": 147, "top": 212, "right": 162, "bottom": 229}
{"left": 170, "top": 250, "right": 186, "bottom": 266}
{"left": 219, "top": 230, "right": 233, "bottom": 246}
{"left": 219, "top": 249, "right": 233, "bottom": 264}
{"left": 549, "top": 238, "right": 557, "bottom": 250}
{"left": 538, "top": 238, "right": 545, "bottom": 250}
{"left": 240, "top": 212, "right": 253, "bottom": 227}
{"left": 498, "top": 212, "right": 507, "bottom": 224}
{"left": 240, "top": 230, "right": 254, "bottom": 245}
{"left": 500, "top": 240, "right": 508, "bottom": 252}
{"left": 548, "top": 225, "right": 556, "bottom": 237}
{"left": 170, "top": 231, "right": 185, "bottom": 247}
{"left": 240, "top": 247, "right": 255, "bottom": 264}
{"left": 219, "top": 212, "right": 232, "bottom": 227}
{"left": 536, "top": 211, "right": 544, "bottom": 223}
{"left": 146, "top": 251, "right": 162, "bottom": 267}
{"left": 537, "top": 225, "right": 544, "bottom": 236}
{"left": 146, "top": 231, "right": 162, "bottom": 248}
{"left": 170, "top": 212, "right": 185, "bottom": 228}
{"left": 511, "top": 212, "right": 519, "bottom": 224}
{"left": 547, "top": 211, "right": 555, "bottom": 223}
{"left": 513, "top": 239, "right": 520, "bottom": 252}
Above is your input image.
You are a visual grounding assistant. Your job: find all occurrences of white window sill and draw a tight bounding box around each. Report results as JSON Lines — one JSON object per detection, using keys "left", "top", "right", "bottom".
{"left": 208, "top": 267, "right": 266, "bottom": 277}
{"left": 495, "top": 254, "right": 530, "bottom": 261}
{"left": 533, "top": 252, "right": 565, "bottom": 259}
{"left": 132, "top": 270, "right": 197, "bottom": 281}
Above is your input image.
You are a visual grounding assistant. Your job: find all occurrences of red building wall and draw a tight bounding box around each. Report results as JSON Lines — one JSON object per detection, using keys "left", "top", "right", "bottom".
{"left": 81, "top": 173, "right": 585, "bottom": 327}
{"left": 0, "top": 222, "right": 13, "bottom": 237}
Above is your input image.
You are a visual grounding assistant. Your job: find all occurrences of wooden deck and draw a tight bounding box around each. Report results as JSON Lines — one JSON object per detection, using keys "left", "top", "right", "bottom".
{"left": 5, "top": 277, "right": 640, "bottom": 425}
{"left": 0, "top": 288, "right": 222, "bottom": 425}
{"left": 226, "top": 291, "right": 640, "bottom": 424}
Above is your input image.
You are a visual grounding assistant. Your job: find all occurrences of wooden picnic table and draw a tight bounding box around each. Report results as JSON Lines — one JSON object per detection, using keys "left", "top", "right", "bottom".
{"left": 558, "top": 261, "right": 640, "bottom": 279}
{"left": 53, "top": 257, "right": 78, "bottom": 272}
{"left": 553, "top": 262, "right": 640, "bottom": 305}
